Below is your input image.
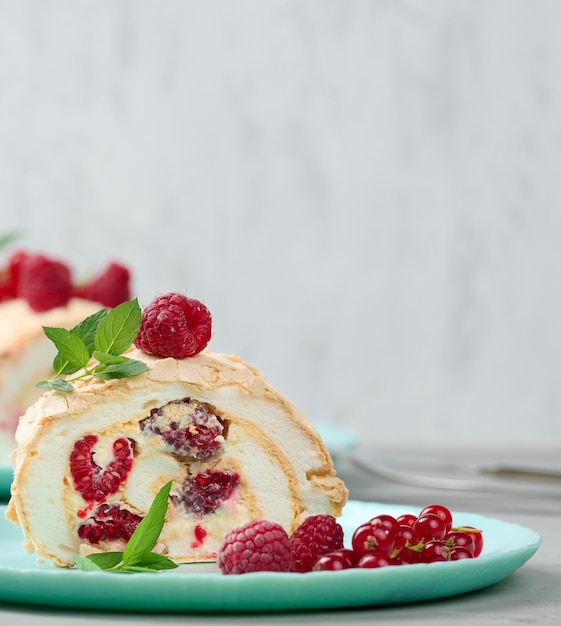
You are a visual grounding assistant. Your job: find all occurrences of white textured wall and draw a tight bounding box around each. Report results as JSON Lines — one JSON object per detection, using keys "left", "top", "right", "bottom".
{"left": 1, "top": 0, "right": 561, "bottom": 449}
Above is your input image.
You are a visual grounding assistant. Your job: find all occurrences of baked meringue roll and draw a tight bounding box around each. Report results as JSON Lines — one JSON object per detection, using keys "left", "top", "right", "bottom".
{"left": 6, "top": 348, "right": 348, "bottom": 567}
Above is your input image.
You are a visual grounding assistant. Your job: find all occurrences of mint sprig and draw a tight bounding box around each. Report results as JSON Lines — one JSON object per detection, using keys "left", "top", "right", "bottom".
{"left": 74, "top": 481, "right": 178, "bottom": 573}
{"left": 37, "top": 299, "right": 149, "bottom": 392}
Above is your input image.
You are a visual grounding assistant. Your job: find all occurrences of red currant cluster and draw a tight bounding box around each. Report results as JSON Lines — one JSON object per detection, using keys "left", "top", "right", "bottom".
{"left": 314, "top": 503, "right": 484, "bottom": 571}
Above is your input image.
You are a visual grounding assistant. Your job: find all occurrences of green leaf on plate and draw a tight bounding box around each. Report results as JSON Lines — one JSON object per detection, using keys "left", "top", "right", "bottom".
{"left": 74, "top": 554, "right": 104, "bottom": 572}
{"left": 126, "top": 551, "right": 178, "bottom": 571}
{"left": 122, "top": 481, "right": 173, "bottom": 566}
{"left": 83, "top": 552, "right": 125, "bottom": 570}
{"left": 72, "top": 482, "right": 177, "bottom": 574}
{"left": 119, "top": 551, "right": 177, "bottom": 573}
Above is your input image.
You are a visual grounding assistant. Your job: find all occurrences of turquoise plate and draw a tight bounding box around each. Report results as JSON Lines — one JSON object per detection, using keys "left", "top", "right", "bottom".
{"left": 0, "top": 464, "right": 12, "bottom": 500}
{"left": 0, "top": 501, "right": 541, "bottom": 612}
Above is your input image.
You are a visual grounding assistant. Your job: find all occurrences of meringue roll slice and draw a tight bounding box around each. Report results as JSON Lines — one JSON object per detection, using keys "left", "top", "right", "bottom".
{"left": 6, "top": 348, "right": 348, "bottom": 567}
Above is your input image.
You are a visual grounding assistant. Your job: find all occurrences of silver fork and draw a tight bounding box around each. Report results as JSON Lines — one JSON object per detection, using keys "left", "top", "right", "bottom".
{"left": 337, "top": 451, "right": 561, "bottom": 499}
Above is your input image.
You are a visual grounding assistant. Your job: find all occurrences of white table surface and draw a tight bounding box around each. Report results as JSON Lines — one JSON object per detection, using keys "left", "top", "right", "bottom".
{"left": 0, "top": 445, "right": 558, "bottom": 626}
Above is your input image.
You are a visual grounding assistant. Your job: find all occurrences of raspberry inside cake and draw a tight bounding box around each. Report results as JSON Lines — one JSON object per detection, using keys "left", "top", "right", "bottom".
{"left": 6, "top": 348, "right": 348, "bottom": 567}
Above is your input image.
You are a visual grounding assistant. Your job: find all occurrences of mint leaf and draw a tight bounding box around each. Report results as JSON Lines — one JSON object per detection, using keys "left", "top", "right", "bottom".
{"left": 94, "top": 358, "right": 150, "bottom": 380}
{"left": 43, "top": 327, "right": 91, "bottom": 374}
{"left": 36, "top": 378, "right": 75, "bottom": 392}
{"left": 122, "top": 481, "right": 172, "bottom": 566}
{"left": 74, "top": 554, "right": 103, "bottom": 572}
{"left": 127, "top": 552, "right": 177, "bottom": 570}
{"left": 72, "top": 482, "right": 178, "bottom": 574}
{"left": 119, "top": 563, "right": 177, "bottom": 573}
{"left": 92, "top": 351, "right": 128, "bottom": 365}
{"left": 94, "top": 299, "right": 141, "bottom": 356}
{"left": 118, "top": 566, "right": 160, "bottom": 574}
{"left": 53, "top": 352, "right": 83, "bottom": 377}
{"left": 82, "top": 552, "right": 124, "bottom": 569}
{"left": 37, "top": 299, "right": 148, "bottom": 392}
{"left": 50, "top": 312, "right": 108, "bottom": 376}
{"left": 92, "top": 352, "right": 149, "bottom": 380}
{"left": 50, "top": 311, "right": 107, "bottom": 377}
{"left": 119, "top": 554, "right": 177, "bottom": 573}
{"left": 72, "top": 309, "right": 108, "bottom": 353}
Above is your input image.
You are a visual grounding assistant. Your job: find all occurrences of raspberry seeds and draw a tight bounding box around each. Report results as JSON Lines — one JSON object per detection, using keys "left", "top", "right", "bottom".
{"left": 290, "top": 514, "right": 344, "bottom": 572}
{"left": 217, "top": 520, "right": 292, "bottom": 574}
{"left": 134, "top": 292, "right": 212, "bottom": 358}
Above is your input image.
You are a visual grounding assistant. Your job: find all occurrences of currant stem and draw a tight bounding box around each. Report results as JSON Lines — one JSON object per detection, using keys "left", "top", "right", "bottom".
{"left": 407, "top": 539, "right": 425, "bottom": 553}
{"left": 451, "top": 526, "right": 482, "bottom": 534}
{"left": 65, "top": 367, "right": 96, "bottom": 382}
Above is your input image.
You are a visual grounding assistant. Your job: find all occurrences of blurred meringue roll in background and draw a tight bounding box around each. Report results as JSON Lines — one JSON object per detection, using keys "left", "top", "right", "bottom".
{"left": 0, "top": 238, "right": 132, "bottom": 457}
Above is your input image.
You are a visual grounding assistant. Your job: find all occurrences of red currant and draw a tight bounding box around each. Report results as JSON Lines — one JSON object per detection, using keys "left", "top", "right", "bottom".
{"left": 369, "top": 514, "right": 400, "bottom": 536}
{"left": 420, "top": 540, "right": 451, "bottom": 563}
{"left": 399, "top": 546, "right": 421, "bottom": 564}
{"left": 449, "top": 546, "right": 474, "bottom": 561}
{"left": 313, "top": 552, "right": 354, "bottom": 571}
{"left": 327, "top": 548, "right": 359, "bottom": 567}
{"left": 356, "top": 552, "right": 392, "bottom": 568}
{"left": 446, "top": 530, "right": 476, "bottom": 554}
{"left": 394, "top": 525, "right": 421, "bottom": 552}
{"left": 352, "top": 522, "right": 396, "bottom": 557}
{"left": 419, "top": 504, "right": 453, "bottom": 534}
{"left": 396, "top": 513, "right": 418, "bottom": 527}
{"left": 460, "top": 526, "right": 484, "bottom": 557}
{"left": 414, "top": 513, "right": 447, "bottom": 541}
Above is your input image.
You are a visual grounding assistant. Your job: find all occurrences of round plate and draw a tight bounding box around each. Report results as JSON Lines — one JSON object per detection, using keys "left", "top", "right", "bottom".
{"left": 0, "top": 501, "right": 541, "bottom": 612}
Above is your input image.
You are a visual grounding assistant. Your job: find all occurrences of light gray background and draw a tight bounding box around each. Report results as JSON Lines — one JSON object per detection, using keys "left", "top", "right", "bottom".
{"left": 1, "top": 0, "right": 560, "bottom": 450}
